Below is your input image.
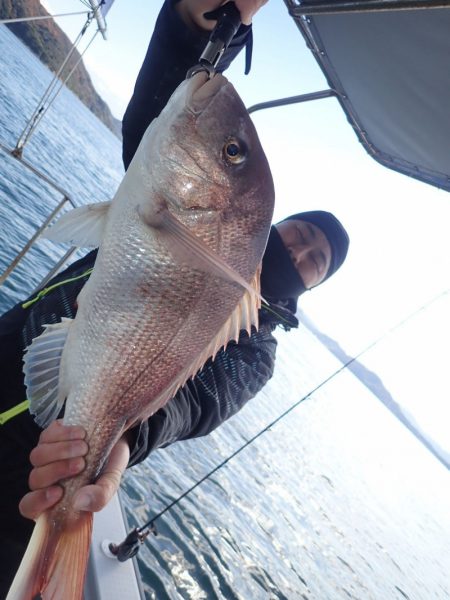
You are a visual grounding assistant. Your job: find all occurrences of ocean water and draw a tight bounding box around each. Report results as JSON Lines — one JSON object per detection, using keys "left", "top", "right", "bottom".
{"left": 0, "top": 24, "right": 449, "bottom": 600}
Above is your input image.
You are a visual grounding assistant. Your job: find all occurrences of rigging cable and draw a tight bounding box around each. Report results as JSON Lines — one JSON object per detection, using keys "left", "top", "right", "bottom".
{"left": 0, "top": 12, "right": 90, "bottom": 25}
{"left": 24, "top": 28, "right": 101, "bottom": 144}
{"left": 109, "top": 285, "right": 450, "bottom": 561}
{"left": 12, "top": 12, "right": 98, "bottom": 156}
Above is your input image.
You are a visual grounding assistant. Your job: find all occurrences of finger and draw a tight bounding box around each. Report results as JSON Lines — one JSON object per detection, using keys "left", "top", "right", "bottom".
{"left": 19, "top": 486, "right": 63, "bottom": 521}
{"left": 235, "top": 0, "right": 268, "bottom": 25}
{"left": 30, "top": 439, "right": 88, "bottom": 467}
{"left": 38, "top": 419, "right": 86, "bottom": 444}
{"left": 28, "top": 456, "right": 85, "bottom": 490}
{"left": 72, "top": 470, "right": 122, "bottom": 513}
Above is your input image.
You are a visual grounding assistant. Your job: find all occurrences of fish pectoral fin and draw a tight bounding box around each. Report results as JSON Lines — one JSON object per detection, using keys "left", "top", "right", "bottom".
{"left": 156, "top": 209, "right": 260, "bottom": 298}
{"left": 24, "top": 318, "right": 72, "bottom": 428}
{"left": 43, "top": 200, "right": 112, "bottom": 247}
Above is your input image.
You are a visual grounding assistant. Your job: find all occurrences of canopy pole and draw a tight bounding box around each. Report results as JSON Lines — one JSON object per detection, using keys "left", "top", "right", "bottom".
{"left": 291, "top": 0, "right": 450, "bottom": 15}
{"left": 247, "top": 89, "right": 337, "bottom": 114}
{"left": 88, "top": 0, "right": 108, "bottom": 39}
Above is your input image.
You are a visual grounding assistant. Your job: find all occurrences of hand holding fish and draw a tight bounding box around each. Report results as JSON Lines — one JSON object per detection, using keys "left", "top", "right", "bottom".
{"left": 176, "top": 0, "right": 268, "bottom": 29}
{"left": 19, "top": 421, "right": 129, "bottom": 520}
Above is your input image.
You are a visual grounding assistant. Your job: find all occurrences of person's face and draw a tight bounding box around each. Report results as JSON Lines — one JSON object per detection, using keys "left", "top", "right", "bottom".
{"left": 274, "top": 219, "right": 332, "bottom": 289}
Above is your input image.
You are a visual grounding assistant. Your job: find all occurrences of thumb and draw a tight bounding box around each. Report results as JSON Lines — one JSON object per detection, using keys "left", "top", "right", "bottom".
{"left": 72, "top": 434, "right": 130, "bottom": 512}
{"left": 72, "top": 468, "right": 122, "bottom": 512}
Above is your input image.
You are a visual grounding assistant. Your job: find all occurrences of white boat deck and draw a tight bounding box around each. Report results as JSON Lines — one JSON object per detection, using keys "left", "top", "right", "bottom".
{"left": 84, "top": 493, "right": 144, "bottom": 600}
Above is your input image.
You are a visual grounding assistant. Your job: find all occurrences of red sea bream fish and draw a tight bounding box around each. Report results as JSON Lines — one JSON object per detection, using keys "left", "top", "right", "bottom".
{"left": 7, "top": 71, "right": 274, "bottom": 599}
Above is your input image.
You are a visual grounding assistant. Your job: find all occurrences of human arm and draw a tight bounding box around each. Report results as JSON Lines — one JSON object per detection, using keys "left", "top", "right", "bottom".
{"left": 122, "top": 0, "right": 256, "bottom": 169}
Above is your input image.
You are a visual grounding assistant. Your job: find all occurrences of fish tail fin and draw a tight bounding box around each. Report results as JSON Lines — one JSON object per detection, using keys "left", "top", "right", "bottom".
{"left": 7, "top": 511, "right": 93, "bottom": 600}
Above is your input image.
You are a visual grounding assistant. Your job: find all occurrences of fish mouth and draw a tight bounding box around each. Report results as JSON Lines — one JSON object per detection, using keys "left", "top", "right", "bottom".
{"left": 186, "top": 72, "right": 229, "bottom": 114}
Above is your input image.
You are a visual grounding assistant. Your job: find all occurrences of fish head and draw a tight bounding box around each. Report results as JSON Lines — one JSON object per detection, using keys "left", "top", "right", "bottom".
{"left": 135, "top": 72, "right": 275, "bottom": 274}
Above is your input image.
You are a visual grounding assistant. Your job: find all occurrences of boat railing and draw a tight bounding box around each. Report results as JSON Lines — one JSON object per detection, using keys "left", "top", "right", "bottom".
{"left": 0, "top": 139, "right": 78, "bottom": 289}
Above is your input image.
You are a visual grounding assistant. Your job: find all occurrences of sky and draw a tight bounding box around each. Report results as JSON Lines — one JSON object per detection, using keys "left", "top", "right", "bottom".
{"left": 41, "top": 1, "right": 450, "bottom": 454}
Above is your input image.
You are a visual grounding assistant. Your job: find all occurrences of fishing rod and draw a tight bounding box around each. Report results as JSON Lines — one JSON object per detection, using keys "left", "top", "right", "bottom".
{"left": 109, "top": 285, "right": 450, "bottom": 562}
{"left": 109, "top": 355, "right": 353, "bottom": 561}
{"left": 186, "top": 1, "right": 242, "bottom": 79}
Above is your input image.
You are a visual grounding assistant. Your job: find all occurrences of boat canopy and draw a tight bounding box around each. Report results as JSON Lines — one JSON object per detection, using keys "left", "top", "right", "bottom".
{"left": 99, "top": 0, "right": 116, "bottom": 18}
{"left": 283, "top": 0, "right": 450, "bottom": 192}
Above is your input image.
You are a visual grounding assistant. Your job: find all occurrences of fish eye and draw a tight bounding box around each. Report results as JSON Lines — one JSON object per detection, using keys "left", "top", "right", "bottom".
{"left": 223, "top": 137, "right": 246, "bottom": 165}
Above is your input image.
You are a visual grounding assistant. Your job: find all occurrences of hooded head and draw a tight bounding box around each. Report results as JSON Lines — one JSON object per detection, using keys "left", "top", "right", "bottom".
{"left": 260, "top": 210, "right": 349, "bottom": 312}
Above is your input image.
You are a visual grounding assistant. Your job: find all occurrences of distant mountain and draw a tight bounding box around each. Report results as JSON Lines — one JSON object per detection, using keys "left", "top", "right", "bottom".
{"left": 0, "top": 0, "right": 122, "bottom": 139}
{"left": 297, "top": 309, "right": 450, "bottom": 470}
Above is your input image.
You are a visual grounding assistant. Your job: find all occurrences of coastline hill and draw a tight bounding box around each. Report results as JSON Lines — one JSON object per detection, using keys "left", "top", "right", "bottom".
{"left": 298, "top": 308, "right": 450, "bottom": 470}
{"left": 0, "top": 0, "right": 122, "bottom": 138}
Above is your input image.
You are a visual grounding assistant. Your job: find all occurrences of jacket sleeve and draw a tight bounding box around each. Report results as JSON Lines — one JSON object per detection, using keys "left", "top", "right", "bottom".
{"left": 127, "top": 323, "right": 277, "bottom": 466}
{"left": 122, "top": 0, "right": 252, "bottom": 169}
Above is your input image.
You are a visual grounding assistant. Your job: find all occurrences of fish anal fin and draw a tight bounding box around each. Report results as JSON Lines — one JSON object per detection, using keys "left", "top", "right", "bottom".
{"left": 43, "top": 200, "right": 111, "bottom": 247}
{"left": 24, "top": 318, "right": 72, "bottom": 428}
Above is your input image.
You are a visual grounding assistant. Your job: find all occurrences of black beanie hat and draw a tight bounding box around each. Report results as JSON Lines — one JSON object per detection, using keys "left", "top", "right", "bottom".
{"left": 279, "top": 210, "right": 349, "bottom": 282}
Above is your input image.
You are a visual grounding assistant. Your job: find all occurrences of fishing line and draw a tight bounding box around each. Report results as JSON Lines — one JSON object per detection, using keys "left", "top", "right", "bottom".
{"left": 109, "top": 286, "right": 450, "bottom": 561}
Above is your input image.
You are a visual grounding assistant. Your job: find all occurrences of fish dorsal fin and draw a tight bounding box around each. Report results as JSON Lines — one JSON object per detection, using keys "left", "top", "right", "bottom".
{"left": 43, "top": 201, "right": 111, "bottom": 248}
{"left": 23, "top": 318, "right": 72, "bottom": 428}
{"left": 141, "top": 206, "right": 261, "bottom": 299}
{"left": 134, "top": 268, "right": 261, "bottom": 424}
